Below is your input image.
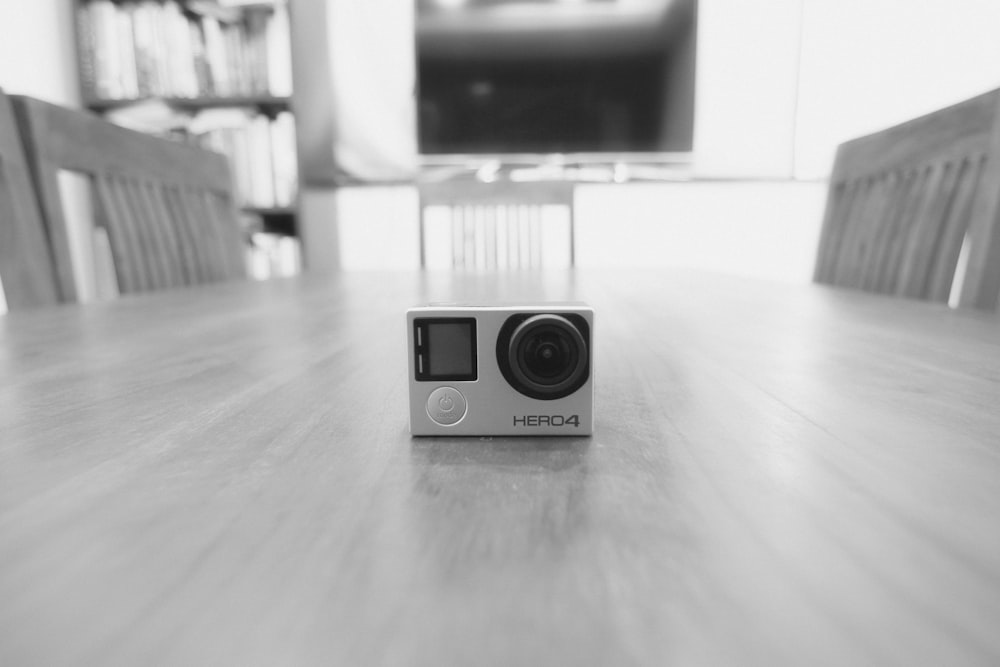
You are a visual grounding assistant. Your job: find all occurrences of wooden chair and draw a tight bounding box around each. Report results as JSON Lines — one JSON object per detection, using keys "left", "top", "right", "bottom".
{"left": 419, "top": 179, "right": 576, "bottom": 270}
{"left": 814, "top": 88, "right": 1000, "bottom": 310}
{"left": 12, "top": 95, "right": 245, "bottom": 301}
{"left": 0, "top": 88, "right": 61, "bottom": 310}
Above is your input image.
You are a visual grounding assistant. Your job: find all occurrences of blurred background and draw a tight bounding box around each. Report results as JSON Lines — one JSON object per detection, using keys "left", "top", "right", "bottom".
{"left": 2, "top": 0, "right": 1000, "bottom": 307}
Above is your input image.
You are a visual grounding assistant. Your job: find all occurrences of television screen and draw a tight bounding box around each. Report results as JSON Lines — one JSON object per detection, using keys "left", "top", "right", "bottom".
{"left": 416, "top": 0, "right": 696, "bottom": 157}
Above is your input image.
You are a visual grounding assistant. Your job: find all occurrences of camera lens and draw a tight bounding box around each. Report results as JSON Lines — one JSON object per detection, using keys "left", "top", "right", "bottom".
{"left": 528, "top": 339, "right": 566, "bottom": 377}
{"left": 501, "top": 314, "right": 589, "bottom": 400}
{"left": 519, "top": 331, "right": 573, "bottom": 382}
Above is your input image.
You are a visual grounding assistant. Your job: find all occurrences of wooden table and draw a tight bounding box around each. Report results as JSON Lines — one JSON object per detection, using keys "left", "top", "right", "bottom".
{"left": 2, "top": 271, "right": 999, "bottom": 666}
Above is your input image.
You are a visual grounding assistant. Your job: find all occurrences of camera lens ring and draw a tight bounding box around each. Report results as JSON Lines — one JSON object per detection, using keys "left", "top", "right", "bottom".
{"left": 513, "top": 323, "right": 578, "bottom": 386}
{"left": 505, "top": 314, "right": 588, "bottom": 399}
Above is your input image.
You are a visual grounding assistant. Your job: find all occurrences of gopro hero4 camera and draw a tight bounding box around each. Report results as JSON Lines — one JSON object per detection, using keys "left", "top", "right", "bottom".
{"left": 407, "top": 303, "right": 594, "bottom": 436}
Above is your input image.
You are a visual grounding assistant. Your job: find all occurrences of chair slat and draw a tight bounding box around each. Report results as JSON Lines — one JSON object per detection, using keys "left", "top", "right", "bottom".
{"left": 95, "top": 175, "right": 144, "bottom": 293}
{"left": 144, "top": 182, "right": 186, "bottom": 289}
{"left": 814, "top": 182, "right": 848, "bottom": 283}
{"left": 882, "top": 168, "right": 932, "bottom": 294}
{"left": 200, "top": 190, "right": 233, "bottom": 282}
{"left": 821, "top": 179, "right": 863, "bottom": 284}
{"left": 134, "top": 179, "right": 177, "bottom": 289}
{"left": 209, "top": 196, "right": 241, "bottom": 281}
{"left": 872, "top": 170, "right": 919, "bottom": 293}
{"left": 831, "top": 178, "right": 872, "bottom": 285}
{"left": 852, "top": 175, "right": 893, "bottom": 288}
{"left": 188, "top": 189, "right": 222, "bottom": 282}
{"left": 161, "top": 184, "right": 201, "bottom": 285}
{"left": 170, "top": 186, "right": 209, "bottom": 282}
{"left": 899, "top": 162, "right": 961, "bottom": 299}
{"left": 120, "top": 176, "right": 165, "bottom": 291}
{"left": 861, "top": 172, "right": 904, "bottom": 292}
{"left": 926, "top": 156, "right": 983, "bottom": 302}
{"left": 209, "top": 193, "right": 247, "bottom": 280}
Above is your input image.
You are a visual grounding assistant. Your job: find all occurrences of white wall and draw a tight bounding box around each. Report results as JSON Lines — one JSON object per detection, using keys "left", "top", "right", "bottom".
{"left": 575, "top": 181, "right": 826, "bottom": 282}
{"left": 334, "top": 186, "right": 420, "bottom": 271}
{"left": 694, "top": 0, "right": 1000, "bottom": 180}
{"left": 693, "top": 0, "right": 802, "bottom": 179}
{"left": 793, "top": 0, "right": 1000, "bottom": 179}
{"left": 333, "top": 181, "right": 826, "bottom": 286}
{"left": 0, "top": 0, "right": 80, "bottom": 105}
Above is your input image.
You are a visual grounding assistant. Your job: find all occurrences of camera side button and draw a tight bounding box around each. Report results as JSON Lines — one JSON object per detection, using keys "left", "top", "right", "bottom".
{"left": 427, "top": 387, "right": 467, "bottom": 426}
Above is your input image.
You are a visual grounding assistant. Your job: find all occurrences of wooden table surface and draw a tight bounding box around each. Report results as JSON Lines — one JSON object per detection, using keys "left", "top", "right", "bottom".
{"left": 1, "top": 270, "right": 999, "bottom": 666}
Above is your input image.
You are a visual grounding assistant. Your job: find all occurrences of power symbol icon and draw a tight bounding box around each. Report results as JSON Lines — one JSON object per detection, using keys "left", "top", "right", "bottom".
{"left": 427, "top": 387, "right": 467, "bottom": 426}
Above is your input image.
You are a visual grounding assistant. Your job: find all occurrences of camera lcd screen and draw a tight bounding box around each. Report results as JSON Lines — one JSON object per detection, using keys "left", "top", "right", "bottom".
{"left": 415, "top": 318, "right": 477, "bottom": 381}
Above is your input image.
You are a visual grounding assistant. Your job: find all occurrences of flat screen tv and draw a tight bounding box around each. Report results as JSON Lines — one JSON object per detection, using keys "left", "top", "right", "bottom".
{"left": 416, "top": 0, "right": 696, "bottom": 160}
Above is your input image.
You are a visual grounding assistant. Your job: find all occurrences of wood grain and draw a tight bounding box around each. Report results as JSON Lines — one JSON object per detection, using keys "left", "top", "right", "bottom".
{"left": 1, "top": 270, "right": 999, "bottom": 666}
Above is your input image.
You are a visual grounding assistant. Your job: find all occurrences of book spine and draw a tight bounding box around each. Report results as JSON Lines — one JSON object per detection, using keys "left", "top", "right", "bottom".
{"left": 266, "top": 3, "right": 293, "bottom": 97}
{"left": 77, "top": 1, "right": 98, "bottom": 100}
{"left": 132, "top": 2, "right": 153, "bottom": 97}
{"left": 189, "top": 18, "right": 211, "bottom": 97}
{"left": 117, "top": 5, "right": 139, "bottom": 99}
{"left": 271, "top": 111, "right": 297, "bottom": 207}
{"left": 201, "top": 16, "right": 227, "bottom": 96}
{"left": 249, "top": 113, "right": 276, "bottom": 208}
{"left": 150, "top": 1, "right": 170, "bottom": 97}
{"left": 91, "top": 0, "right": 116, "bottom": 99}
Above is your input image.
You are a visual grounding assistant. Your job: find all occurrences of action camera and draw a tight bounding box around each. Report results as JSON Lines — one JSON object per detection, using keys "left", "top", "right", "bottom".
{"left": 407, "top": 303, "right": 594, "bottom": 436}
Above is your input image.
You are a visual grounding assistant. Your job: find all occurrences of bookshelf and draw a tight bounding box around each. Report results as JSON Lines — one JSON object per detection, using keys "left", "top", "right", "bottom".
{"left": 86, "top": 95, "right": 292, "bottom": 114}
{"left": 72, "top": 0, "right": 300, "bottom": 278}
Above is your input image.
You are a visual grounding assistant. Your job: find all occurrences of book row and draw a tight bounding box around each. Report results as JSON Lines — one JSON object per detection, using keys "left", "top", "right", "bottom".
{"left": 77, "top": 0, "right": 293, "bottom": 101}
{"left": 196, "top": 110, "right": 298, "bottom": 209}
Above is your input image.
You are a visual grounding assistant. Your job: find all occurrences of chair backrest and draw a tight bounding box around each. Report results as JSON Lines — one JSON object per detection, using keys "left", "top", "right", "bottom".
{"left": 814, "top": 88, "right": 1000, "bottom": 310}
{"left": 13, "top": 95, "right": 245, "bottom": 300}
{"left": 0, "top": 88, "right": 61, "bottom": 310}
{"left": 419, "top": 179, "right": 575, "bottom": 270}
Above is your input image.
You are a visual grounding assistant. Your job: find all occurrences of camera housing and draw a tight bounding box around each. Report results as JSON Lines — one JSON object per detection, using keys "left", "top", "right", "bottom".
{"left": 407, "top": 303, "right": 593, "bottom": 436}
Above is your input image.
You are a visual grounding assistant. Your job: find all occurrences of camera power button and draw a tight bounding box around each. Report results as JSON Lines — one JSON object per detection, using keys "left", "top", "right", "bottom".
{"left": 427, "top": 387, "right": 467, "bottom": 426}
